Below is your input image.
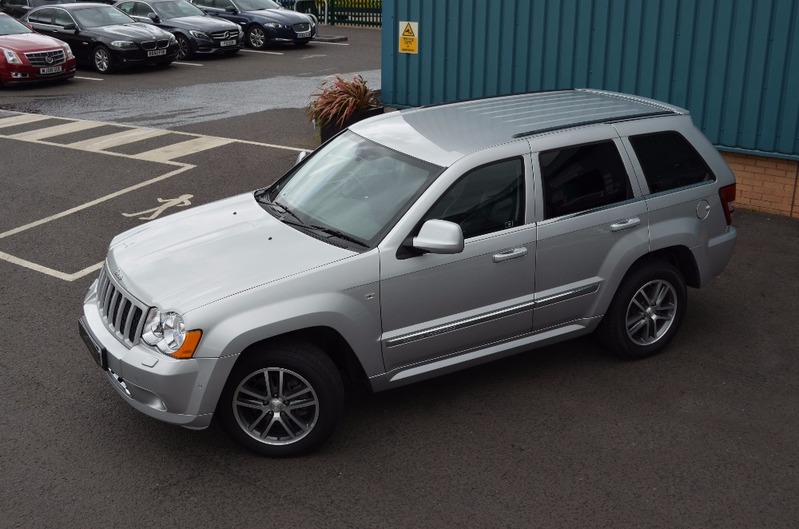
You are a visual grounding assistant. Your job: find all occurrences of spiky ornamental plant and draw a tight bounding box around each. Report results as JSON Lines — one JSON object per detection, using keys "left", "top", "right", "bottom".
{"left": 307, "top": 74, "right": 379, "bottom": 129}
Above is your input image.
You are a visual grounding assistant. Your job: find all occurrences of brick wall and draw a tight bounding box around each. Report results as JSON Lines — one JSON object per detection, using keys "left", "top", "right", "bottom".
{"left": 721, "top": 152, "right": 799, "bottom": 218}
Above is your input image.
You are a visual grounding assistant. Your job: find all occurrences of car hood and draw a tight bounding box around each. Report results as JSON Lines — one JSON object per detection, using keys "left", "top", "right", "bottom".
{"left": 106, "top": 193, "right": 356, "bottom": 312}
{"left": 0, "top": 32, "right": 66, "bottom": 52}
{"left": 164, "top": 16, "right": 237, "bottom": 31}
{"left": 91, "top": 23, "right": 171, "bottom": 40}
{"left": 245, "top": 8, "right": 309, "bottom": 23}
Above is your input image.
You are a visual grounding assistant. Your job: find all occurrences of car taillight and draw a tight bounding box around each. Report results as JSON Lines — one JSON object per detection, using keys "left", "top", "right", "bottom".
{"left": 719, "top": 183, "right": 736, "bottom": 226}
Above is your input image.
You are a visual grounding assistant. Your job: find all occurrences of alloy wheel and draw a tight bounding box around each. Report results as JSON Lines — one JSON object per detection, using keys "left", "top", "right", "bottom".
{"left": 625, "top": 279, "right": 678, "bottom": 346}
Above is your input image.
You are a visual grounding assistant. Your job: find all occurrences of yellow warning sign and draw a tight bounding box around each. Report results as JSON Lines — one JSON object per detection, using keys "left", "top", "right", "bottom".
{"left": 399, "top": 21, "right": 418, "bottom": 54}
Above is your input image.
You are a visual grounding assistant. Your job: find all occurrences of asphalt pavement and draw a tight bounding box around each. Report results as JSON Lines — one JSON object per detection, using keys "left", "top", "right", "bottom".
{"left": 0, "top": 25, "right": 797, "bottom": 529}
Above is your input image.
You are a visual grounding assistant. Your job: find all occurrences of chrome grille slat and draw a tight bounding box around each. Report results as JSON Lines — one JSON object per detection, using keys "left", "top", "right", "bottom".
{"left": 293, "top": 22, "right": 310, "bottom": 32}
{"left": 96, "top": 266, "right": 149, "bottom": 348}
{"left": 210, "top": 30, "right": 238, "bottom": 40}
{"left": 24, "top": 49, "right": 66, "bottom": 67}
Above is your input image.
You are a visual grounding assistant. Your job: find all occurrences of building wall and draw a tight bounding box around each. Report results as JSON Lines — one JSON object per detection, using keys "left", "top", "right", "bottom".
{"left": 722, "top": 153, "right": 799, "bottom": 218}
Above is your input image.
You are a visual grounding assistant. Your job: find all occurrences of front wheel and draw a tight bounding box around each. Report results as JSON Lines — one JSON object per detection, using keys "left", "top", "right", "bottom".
{"left": 175, "top": 34, "right": 192, "bottom": 60}
{"left": 246, "top": 25, "right": 267, "bottom": 49}
{"left": 598, "top": 259, "right": 687, "bottom": 359}
{"left": 93, "top": 45, "right": 114, "bottom": 73}
{"left": 217, "top": 341, "right": 344, "bottom": 456}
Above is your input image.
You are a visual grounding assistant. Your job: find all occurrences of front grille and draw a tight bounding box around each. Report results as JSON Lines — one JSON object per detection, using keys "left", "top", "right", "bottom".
{"left": 96, "top": 266, "right": 148, "bottom": 347}
{"left": 293, "top": 22, "right": 310, "bottom": 32}
{"left": 157, "top": 39, "right": 170, "bottom": 49}
{"left": 24, "top": 49, "right": 66, "bottom": 67}
{"left": 210, "top": 29, "right": 238, "bottom": 40}
{"left": 141, "top": 40, "right": 156, "bottom": 50}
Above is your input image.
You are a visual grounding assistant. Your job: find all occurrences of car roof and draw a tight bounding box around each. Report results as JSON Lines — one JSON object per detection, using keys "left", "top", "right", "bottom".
{"left": 350, "top": 89, "right": 689, "bottom": 167}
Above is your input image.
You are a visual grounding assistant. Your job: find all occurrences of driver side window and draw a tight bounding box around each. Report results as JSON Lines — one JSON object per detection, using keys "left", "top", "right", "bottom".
{"left": 424, "top": 158, "right": 525, "bottom": 239}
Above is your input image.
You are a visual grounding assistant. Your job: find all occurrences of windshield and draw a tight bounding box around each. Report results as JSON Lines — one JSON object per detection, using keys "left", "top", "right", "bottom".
{"left": 0, "top": 15, "right": 32, "bottom": 35}
{"left": 260, "top": 132, "right": 442, "bottom": 248}
{"left": 154, "top": 0, "right": 205, "bottom": 18}
{"left": 72, "top": 6, "right": 136, "bottom": 28}
{"left": 234, "top": 0, "right": 281, "bottom": 11}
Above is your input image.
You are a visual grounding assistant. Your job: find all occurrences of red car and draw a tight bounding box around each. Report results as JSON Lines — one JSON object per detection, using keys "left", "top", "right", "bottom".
{"left": 0, "top": 12, "right": 75, "bottom": 85}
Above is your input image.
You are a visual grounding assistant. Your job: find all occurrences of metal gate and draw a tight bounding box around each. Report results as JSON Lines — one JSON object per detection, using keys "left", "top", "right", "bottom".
{"left": 277, "top": 0, "right": 382, "bottom": 27}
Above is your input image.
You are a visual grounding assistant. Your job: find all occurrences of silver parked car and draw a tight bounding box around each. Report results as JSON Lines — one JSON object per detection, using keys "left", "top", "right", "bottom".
{"left": 79, "top": 89, "right": 738, "bottom": 456}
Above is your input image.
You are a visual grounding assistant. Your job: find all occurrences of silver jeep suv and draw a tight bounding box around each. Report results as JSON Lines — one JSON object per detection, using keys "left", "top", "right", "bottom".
{"left": 79, "top": 89, "right": 737, "bottom": 456}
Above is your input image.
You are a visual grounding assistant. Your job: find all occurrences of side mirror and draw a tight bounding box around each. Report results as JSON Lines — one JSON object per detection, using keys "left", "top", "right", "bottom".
{"left": 62, "top": 23, "right": 76, "bottom": 31}
{"left": 147, "top": 13, "right": 161, "bottom": 23}
{"left": 225, "top": 6, "right": 238, "bottom": 13}
{"left": 295, "top": 150, "right": 309, "bottom": 164}
{"left": 411, "top": 220, "right": 464, "bottom": 254}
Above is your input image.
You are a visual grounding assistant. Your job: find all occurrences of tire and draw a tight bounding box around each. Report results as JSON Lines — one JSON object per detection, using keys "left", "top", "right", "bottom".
{"left": 217, "top": 341, "right": 344, "bottom": 457}
{"left": 246, "top": 25, "right": 267, "bottom": 49}
{"left": 93, "top": 45, "right": 114, "bottom": 74}
{"left": 175, "top": 34, "right": 192, "bottom": 60}
{"left": 598, "top": 259, "right": 687, "bottom": 360}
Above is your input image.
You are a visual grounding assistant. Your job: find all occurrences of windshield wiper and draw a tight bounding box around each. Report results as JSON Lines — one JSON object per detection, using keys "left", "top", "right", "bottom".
{"left": 305, "top": 225, "right": 368, "bottom": 247}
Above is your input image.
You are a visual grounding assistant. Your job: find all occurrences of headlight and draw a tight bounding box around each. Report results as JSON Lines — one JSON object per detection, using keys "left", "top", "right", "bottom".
{"left": 141, "top": 308, "right": 202, "bottom": 358}
{"left": 264, "top": 22, "right": 286, "bottom": 29}
{"left": 110, "top": 40, "right": 136, "bottom": 49}
{"left": 63, "top": 45, "right": 74, "bottom": 59}
{"left": 1, "top": 48, "right": 23, "bottom": 65}
{"left": 188, "top": 30, "right": 210, "bottom": 39}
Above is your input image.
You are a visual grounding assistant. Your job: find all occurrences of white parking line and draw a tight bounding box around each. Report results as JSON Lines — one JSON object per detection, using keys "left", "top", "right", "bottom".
{"left": 134, "top": 136, "right": 233, "bottom": 162}
{"left": 0, "top": 114, "right": 52, "bottom": 128}
{"left": 173, "top": 61, "right": 204, "bottom": 67}
{"left": 313, "top": 40, "right": 350, "bottom": 46}
{"left": 241, "top": 49, "right": 284, "bottom": 55}
{"left": 74, "top": 76, "right": 104, "bottom": 81}
{"left": 9, "top": 120, "right": 106, "bottom": 141}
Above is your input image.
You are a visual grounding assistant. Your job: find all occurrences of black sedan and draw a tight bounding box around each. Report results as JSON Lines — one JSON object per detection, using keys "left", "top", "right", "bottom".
{"left": 115, "top": 0, "right": 242, "bottom": 59}
{"left": 190, "top": 0, "right": 315, "bottom": 49}
{"left": 23, "top": 2, "right": 178, "bottom": 72}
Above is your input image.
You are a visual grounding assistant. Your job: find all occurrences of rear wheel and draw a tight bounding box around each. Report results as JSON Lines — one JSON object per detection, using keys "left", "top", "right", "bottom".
{"left": 93, "top": 45, "right": 114, "bottom": 73}
{"left": 598, "top": 259, "right": 687, "bottom": 359}
{"left": 217, "top": 341, "right": 344, "bottom": 456}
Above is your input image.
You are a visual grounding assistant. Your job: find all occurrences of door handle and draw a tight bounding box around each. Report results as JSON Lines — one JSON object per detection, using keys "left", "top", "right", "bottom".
{"left": 493, "top": 247, "right": 527, "bottom": 263}
{"left": 610, "top": 217, "right": 641, "bottom": 232}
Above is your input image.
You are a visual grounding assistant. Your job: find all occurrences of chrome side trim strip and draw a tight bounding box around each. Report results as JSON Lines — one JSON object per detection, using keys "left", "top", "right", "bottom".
{"left": 535, "top": 283, "right": 600, "bottom": 308}
{"left": 385, "top": 283, "right": 599, "bottom": 349}
{"left": 385, "top": 300, "right": 537, "bottom": 348}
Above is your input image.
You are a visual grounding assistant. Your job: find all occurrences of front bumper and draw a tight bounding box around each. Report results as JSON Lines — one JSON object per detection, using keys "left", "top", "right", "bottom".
{"left": 79, "top": 280, "right": 236, "bottom": 429}
{"left": 112, "top": 45, "right": 180, "bottom": 66}
{"left": 0, "top": 60, "right": 76, "bottom": 84}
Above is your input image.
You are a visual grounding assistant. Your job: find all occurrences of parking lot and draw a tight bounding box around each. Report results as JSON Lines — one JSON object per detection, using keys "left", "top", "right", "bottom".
{"left": 1, "top": 25, "right": 798, "bottom": 529}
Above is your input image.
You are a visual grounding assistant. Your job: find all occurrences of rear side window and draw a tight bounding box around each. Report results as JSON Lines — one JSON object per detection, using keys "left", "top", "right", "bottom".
{"left": 629, "top": 131, "right": 715, "bottom": 193}
{"left": 540, "top": 141, "right": 633, "bottom": 219}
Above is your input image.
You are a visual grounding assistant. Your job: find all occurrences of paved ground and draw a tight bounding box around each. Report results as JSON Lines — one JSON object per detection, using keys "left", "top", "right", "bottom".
{"left": 0, "top": 25, "right": 797, "bottom": 529}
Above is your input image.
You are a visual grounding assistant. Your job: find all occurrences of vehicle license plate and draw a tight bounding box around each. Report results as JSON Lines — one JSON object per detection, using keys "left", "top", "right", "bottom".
{"left": 147, "top": 49, "right": 167, "bottom": 57}
{"left": 220, "top": 39, "right": 236, "bottom": 47}
{"left": 296, "top": 31, "right": 311, "bottom": 38}
{"left": 39, "top": 65, "right": 62, "bottom": 75}
{"left": 79, "top": 319, "right": 107, "bottom": 370}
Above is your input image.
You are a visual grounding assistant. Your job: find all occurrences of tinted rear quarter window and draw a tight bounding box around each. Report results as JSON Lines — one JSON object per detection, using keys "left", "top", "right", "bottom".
{"left": 540, "top": 140, "right": 633, "bottom": 219}
{"left": 629, "top": 131, "right": 715, "bottom": 193}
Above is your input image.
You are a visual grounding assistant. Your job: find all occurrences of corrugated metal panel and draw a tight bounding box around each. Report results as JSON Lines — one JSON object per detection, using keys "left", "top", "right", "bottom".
{"left": 382, "top": 0, "right": 799, "bottom": 158}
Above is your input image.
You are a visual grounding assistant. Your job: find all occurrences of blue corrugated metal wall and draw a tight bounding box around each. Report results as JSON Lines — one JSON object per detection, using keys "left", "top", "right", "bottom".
{"left": 382, "top": 0, "right": 799, "bottom": 159}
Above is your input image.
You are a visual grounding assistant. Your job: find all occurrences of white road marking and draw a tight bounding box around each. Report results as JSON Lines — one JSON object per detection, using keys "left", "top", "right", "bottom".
{"left": 122, "top": 194, "right": 193, "bottom": 220}
{"left": 300, "top": 54, "right": 327, "bottom": 59}
{"left": 74, "top": 76, "right": 104, "bottom": 81}
{"left": 173, "top": 61, "right": 204, "bottom": 67}
{"left": 8, "top": 120, "right": 106, "bottom": 141}
{"left": 134, "top": 136, "right": 234, "bottom": 162}
{"left": 0, "top": 250, "right": 103, "bottom": 281}
{"left": 66, "top": 127, "right": 171, "bottom": 150}
{"left": 240, "top": 49, "right": 284, "bottom": 55}
{"left": 0, "top": 114, "right": 52, "bottom": 128}
{"left": 313, "top": 40, "right": 350, "bottom": 46}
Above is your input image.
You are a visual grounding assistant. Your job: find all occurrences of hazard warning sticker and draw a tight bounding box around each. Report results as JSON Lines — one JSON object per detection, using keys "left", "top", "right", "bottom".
{"left": 399, "top": 21, "right": 418, "bottom": 54}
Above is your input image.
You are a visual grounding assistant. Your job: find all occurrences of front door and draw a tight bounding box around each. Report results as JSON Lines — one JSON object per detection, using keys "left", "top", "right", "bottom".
{"left": 380, "top": 151, "right": 536, "bottom": 373}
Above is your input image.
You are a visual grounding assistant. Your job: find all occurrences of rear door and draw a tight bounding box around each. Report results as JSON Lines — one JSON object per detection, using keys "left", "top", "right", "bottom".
{"left": 531, "top": 126, "right": 650, "bottom": 331}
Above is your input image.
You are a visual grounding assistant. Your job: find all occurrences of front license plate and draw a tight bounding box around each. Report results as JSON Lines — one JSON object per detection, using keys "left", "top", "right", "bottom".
{"left": 79, "top": 319, "right": 107, "bottom": 370}
{"left": 147, "top": 49, "right": 167, "bottom": 57}
{"left": 296, "top": 31, "right": 311, "bottom": 38}
{"left": 39, "top": 65, "right": 63, "bottom": 75}
{"left": 220, "top": 39, "right": 236, "bottom": 47}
